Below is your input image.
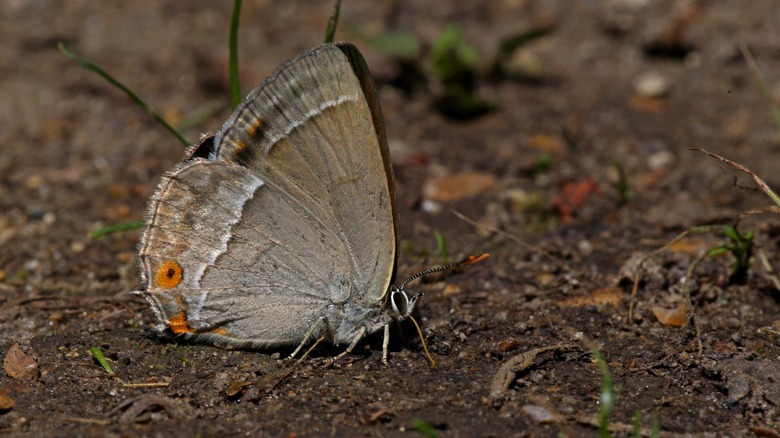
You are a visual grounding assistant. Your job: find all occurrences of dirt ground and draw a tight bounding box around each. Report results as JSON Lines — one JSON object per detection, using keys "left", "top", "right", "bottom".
{"left": 2, "top": 1, "right": 780, "bottom": 436}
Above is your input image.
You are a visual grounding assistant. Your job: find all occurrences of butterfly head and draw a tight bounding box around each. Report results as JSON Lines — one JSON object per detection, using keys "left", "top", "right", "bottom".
{"left": 389, "top": 285, "right": 422, "bottom": 321}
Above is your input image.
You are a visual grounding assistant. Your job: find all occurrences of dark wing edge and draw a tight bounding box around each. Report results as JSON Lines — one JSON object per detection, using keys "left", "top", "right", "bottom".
{"left": 334, "top": 41, "right": 399, "bottom": 285}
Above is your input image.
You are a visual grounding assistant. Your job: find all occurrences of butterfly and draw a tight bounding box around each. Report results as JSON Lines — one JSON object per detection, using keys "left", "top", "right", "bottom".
{"left": 135, "top": 42, "right": 486, "bottom": 365}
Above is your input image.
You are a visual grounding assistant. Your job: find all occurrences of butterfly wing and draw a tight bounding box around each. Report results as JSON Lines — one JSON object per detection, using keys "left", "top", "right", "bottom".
{"left": 213, "top": 42, "right": 397, "bottom": 304}
{"left": 138, "top": 43, "right": 397, "bottom": 348}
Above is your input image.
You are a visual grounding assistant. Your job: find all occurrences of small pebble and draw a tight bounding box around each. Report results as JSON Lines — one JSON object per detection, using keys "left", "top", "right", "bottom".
{"left": 633, "top": 71, "right": 671, "bottom": 98}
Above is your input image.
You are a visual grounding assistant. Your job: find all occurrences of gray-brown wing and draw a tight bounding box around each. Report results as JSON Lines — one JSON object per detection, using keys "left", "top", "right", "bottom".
{"left": 212, "top": 42, "right": 397, "bottom": 304}
{"left": 138, "top": 159, "right": 346, "bottom": 347}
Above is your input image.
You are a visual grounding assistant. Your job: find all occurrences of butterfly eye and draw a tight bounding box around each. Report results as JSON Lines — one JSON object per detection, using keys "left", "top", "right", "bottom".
{"left": 391, "top": 289, "right": 409, "bottom": 316}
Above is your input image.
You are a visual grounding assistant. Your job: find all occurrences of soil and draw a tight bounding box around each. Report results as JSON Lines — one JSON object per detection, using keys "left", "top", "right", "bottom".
{"left": 2, "top": 1, "right": 780, "bottom": 436}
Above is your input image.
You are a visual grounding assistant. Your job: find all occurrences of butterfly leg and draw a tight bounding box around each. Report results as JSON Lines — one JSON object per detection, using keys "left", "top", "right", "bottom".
{"left": 287, "top": 317, "right": 326, "bottom": 360}
{"left": 325, "top": 326, "right": 367, "bottom": 365}
{"left": 295, "top": 336, "right": 326, "bottom": 364}
{"left": 381, "top": 323, "right": 391, "bottom": 366}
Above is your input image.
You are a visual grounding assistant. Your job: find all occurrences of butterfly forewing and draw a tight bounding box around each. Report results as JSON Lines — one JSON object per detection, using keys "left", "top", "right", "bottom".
{"left": 214, "top": 43, "right": 397, "bottom": 303}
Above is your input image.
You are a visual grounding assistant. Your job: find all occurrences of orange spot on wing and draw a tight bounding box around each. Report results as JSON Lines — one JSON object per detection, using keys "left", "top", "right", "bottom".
{"left": 208, "top": 327, "right": 229, "bottom": 336}
{"left": 154, "top": 260, "right": 183, "bottom": 289}
{"left": 168, "top": 312, "right": 191, "bottom": 334}
{"left": 247, "top": 118, "right": 264, "bottom": 138}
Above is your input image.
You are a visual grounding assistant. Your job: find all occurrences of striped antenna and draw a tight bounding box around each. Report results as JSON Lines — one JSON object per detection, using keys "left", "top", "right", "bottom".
{"left": 399, "top": 253, "right": 489, "bottom": 288}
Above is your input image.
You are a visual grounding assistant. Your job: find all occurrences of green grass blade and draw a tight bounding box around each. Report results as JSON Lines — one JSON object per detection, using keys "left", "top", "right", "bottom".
{"left": 740, "top": 43, "right": 780, "bottom": 133}
{"left": 431, "top": 24, "right": 477, "bottom": 83}
{"left": 491, "top": 24, "right": 555, "bottom": 74}
{"left": 364, "top": 31, "right": 421, "bottom": 60}
{"left": 612, "top": 160, "right": 629, "bottom": 206}
{"left": 651, "top": 415, "right": 660, "bottom": 438}
{"left": 90, "top": 220, "right": 145, "bottom": 238}
{"left": 89, "top": 346, "right": 115, "bottom": 375}
{"left": 323, "top": 0, "right": 341, "bottom": 43}
{"left": 632, "top": 411, "right": 642, "bottom": 438}
{"left": 412, "top": 419, "right": 439, "bottom": 438}
{"left": 177, "top": 99, "right": 226, "bottom": 132}
{"left": 433, "top": 230, "right": 450, "bottom": 264}
{"left": 58, "top": 42, "right": 191, "bottom": 147}
{"left": 229, "top": 0, "right": 243, "bottom": 109}
{"left": 592, "top": 348, "right": 615, "bottom": 438}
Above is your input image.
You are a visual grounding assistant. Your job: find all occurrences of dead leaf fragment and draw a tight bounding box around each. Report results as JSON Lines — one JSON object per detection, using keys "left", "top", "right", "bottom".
{"left": 652, "top": 303, "right": 687, "bottom": 327}
{"left": 535, "top": 272, "right": 555, "bottom": 287}
{"left": 521, "top": 404, "right": 562, "bottom": 424}
{"left": 111, "top": 395, "right": 184, "bottom": 422}
{"left": 498, "top": 339, "right": 520, "bottom": 353}
{"left": 747, "top": 426, "right": 780, "bottom": 438}
{"left": 552, "top": 180, "right": 600, "bottom": 222}
{"left": 490, "top": 343, "right": 577, "bottom": 398}
{"left": 225, "top": 380, "right": 252, "bottom": 398}
{"left": 423, "top": 172, "right": 494, "bottom": 202}
{"left": 0, "top": 394, "right": 15, "bottom": 411}
{"left": 666, "top": 239, "right": 709, "bottom": 255}
{"left": 529, "top": 133, "right": 565, "bottom": 154}
{"left": 629, "top": 95, "right": 666, "bottom": 113}
{"left": 440, "top": 283, "right": 461, "bottom": 297}
{"left": 3, "top": 344, "right": 39, "bottom": 381}
{"left": 561, "top": 287, "right": 622, "bottom": 308}
{"left": 359, "top": 408, "right": 394, "bottom": 425}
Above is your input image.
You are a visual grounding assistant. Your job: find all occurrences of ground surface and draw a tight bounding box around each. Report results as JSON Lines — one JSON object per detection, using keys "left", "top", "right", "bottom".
{"left": 2, "top": 1, "right": 780, "bottom": 437}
